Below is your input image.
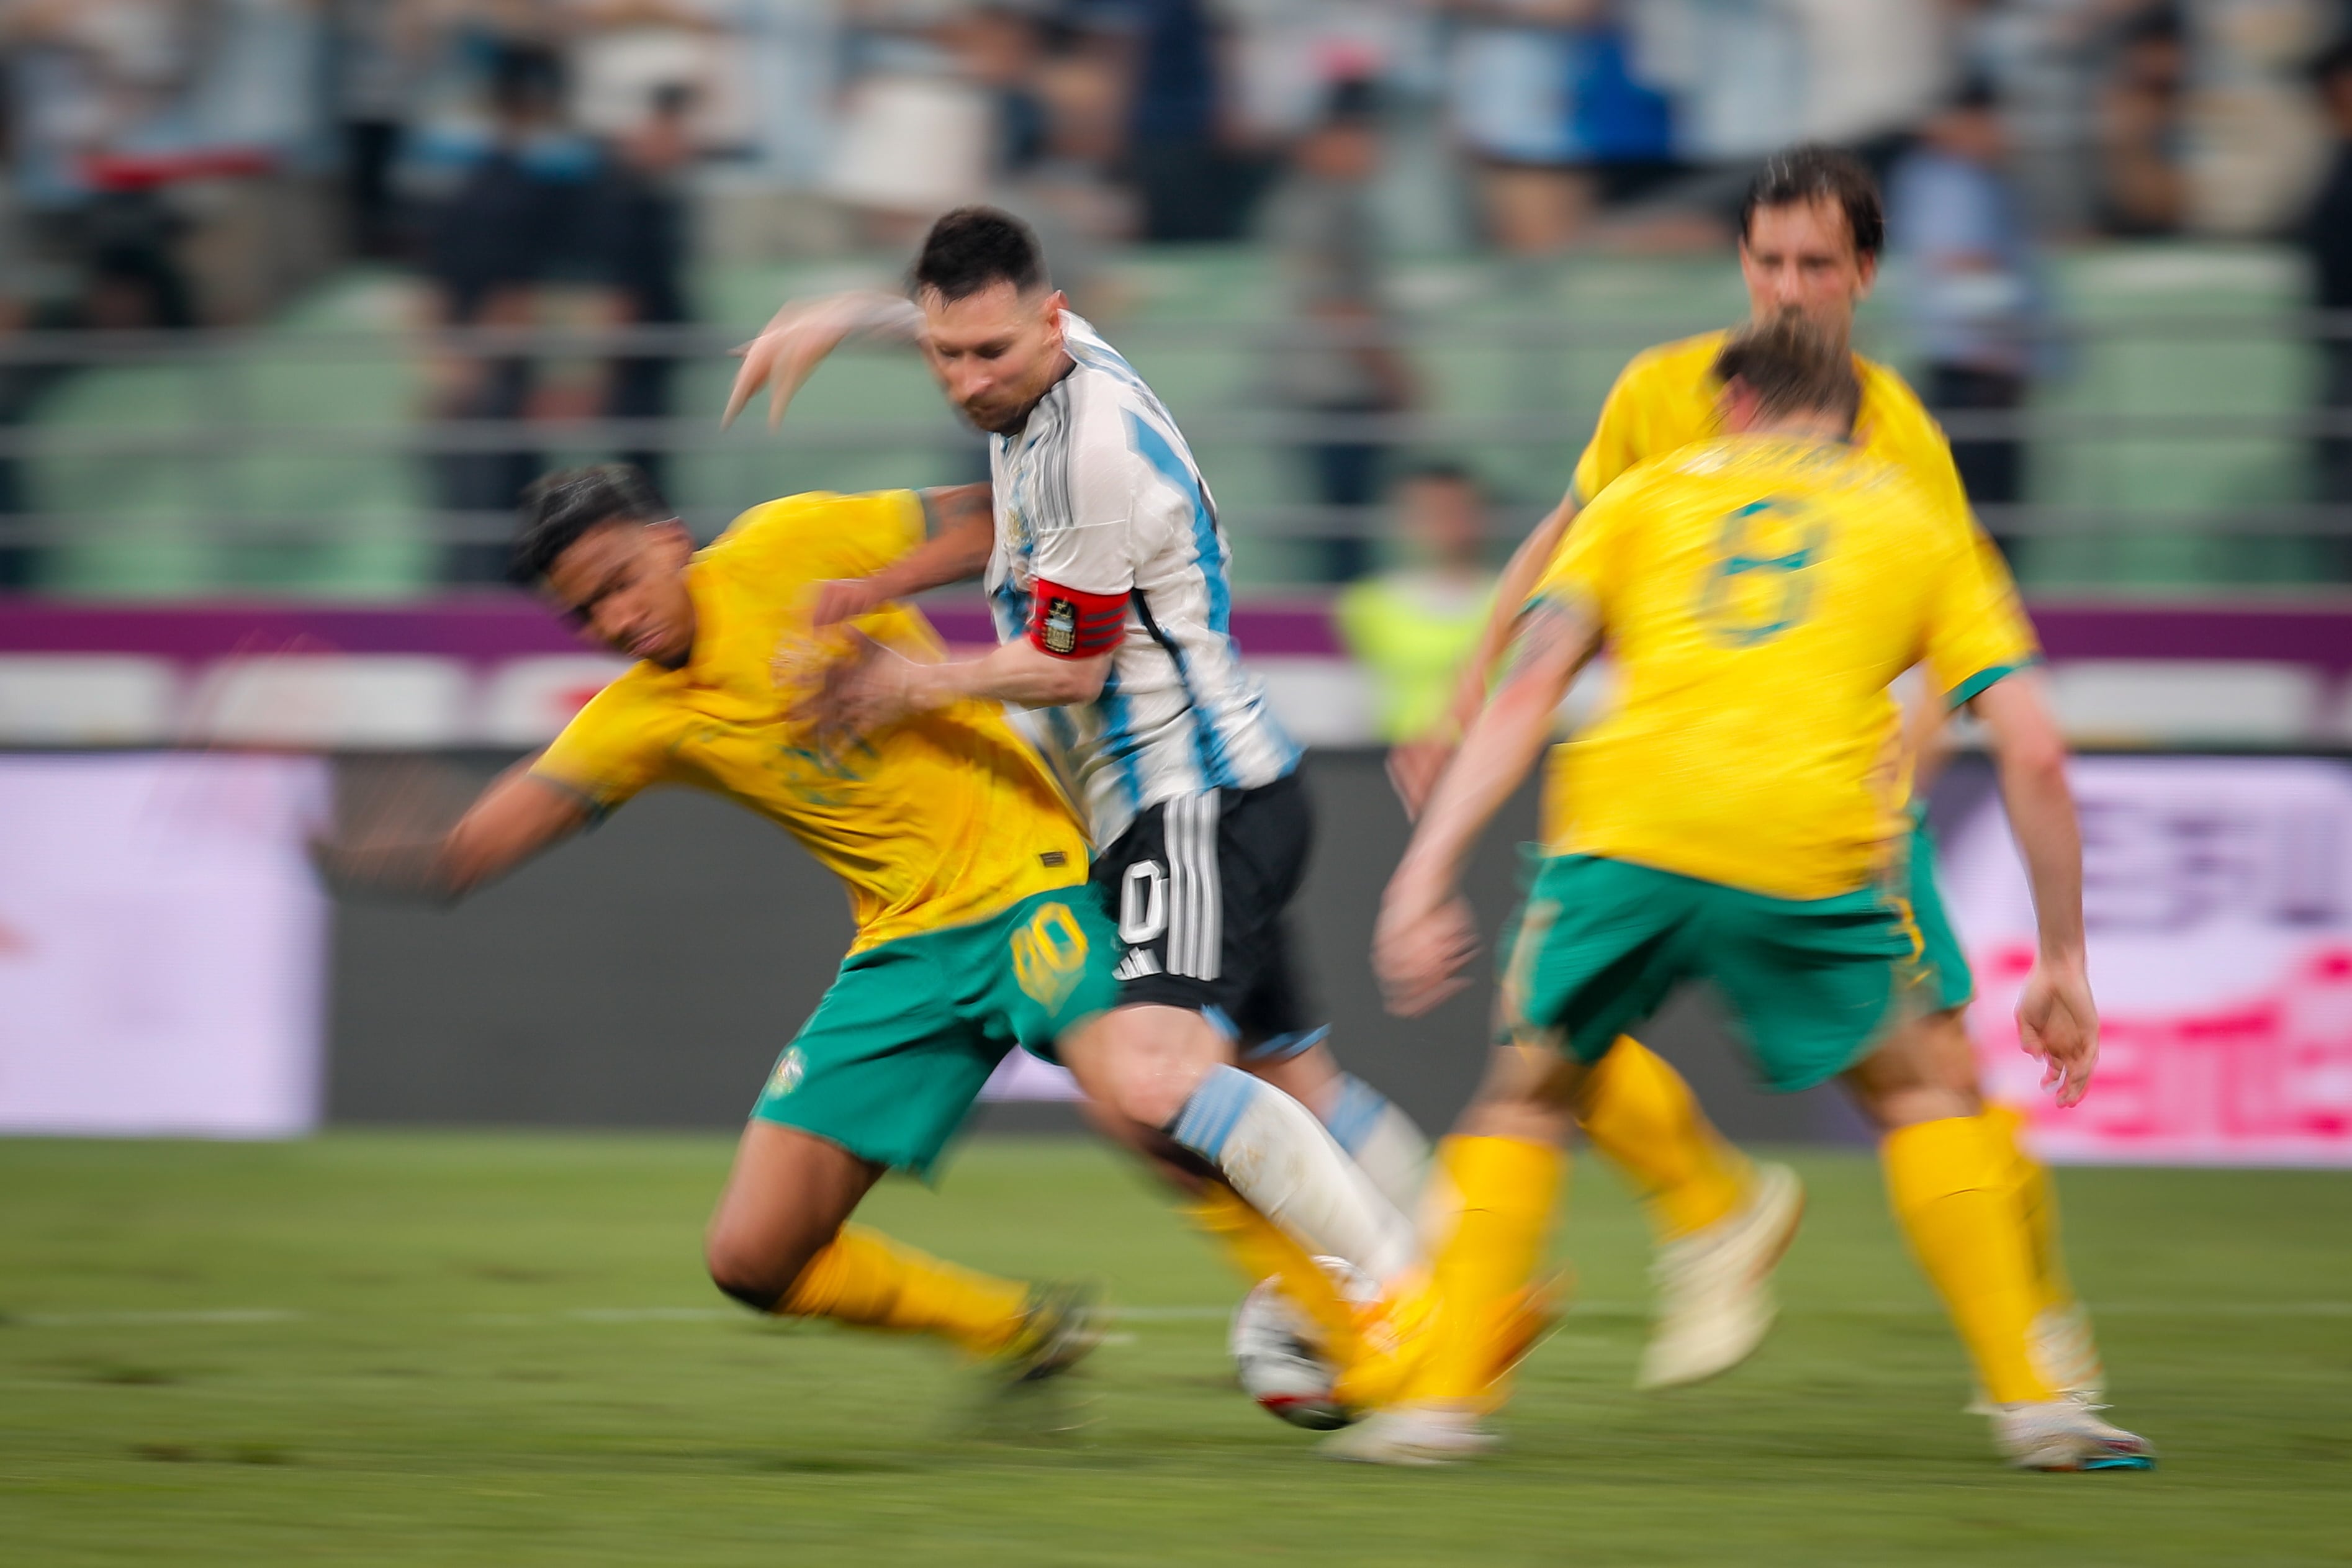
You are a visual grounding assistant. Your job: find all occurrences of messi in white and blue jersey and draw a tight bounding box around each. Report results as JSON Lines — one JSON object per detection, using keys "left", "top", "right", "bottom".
{"left": 985, "top": 309, "right": 1299, "bottom": 847}
{"left": 742, "top": 206, "right": 1438, "bottom": 1274}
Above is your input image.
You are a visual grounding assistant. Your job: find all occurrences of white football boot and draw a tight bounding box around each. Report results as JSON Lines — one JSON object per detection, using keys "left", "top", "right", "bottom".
{"left": 1320, "top": 1404, "right": 1499, "bottom": 1466}
{"left": 1967, "top": 1302, "right": 2106, "bottom": 1415}
{"left": 1993, "top": 1399, "right": 2155, "bottom": 1471}
{"left": 1636, "top": 1161, "right": 1805, "bottom": 1390}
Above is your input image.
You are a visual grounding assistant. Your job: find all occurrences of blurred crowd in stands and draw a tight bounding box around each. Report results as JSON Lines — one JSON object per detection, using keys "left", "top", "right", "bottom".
{"left": 6, "top": 2, "right": 2348, "bottom": 297}
{"left": 7, "top": 0, "right": 2352, "bottom": 593}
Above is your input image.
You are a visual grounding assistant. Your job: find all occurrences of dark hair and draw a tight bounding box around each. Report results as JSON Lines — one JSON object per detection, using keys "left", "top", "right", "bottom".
{"left": 512, "top": 464, "right": 670, "bottom": 583}
{"left": 912, "top": 205, "right": 1047, "bottom": 302}
{"left": 1711, "top": 314, "right": 1862, "bottom": 428}
{"left": 1739, "top": 145, "right": 1885, "bottom": 259}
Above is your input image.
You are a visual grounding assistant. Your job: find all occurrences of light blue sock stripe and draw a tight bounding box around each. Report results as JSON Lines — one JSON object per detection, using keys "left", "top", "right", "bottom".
{"left": 1323, "top": 1073, "right": 1389, "bottom": 1156}
{"left": 1239, "top": 1024, "right": 1329, "bottom": 1065}
{"left": 1168, "top": 1065, "right": 1259, "bottom": 1162}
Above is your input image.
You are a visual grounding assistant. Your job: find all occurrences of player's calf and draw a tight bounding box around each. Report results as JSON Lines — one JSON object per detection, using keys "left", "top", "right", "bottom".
{"left": 1058, "top": 1006, "right": 1424, "bottom": 1291}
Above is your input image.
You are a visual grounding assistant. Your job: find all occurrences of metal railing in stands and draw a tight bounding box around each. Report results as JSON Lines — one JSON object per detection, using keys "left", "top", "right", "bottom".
{"left": 1, "top": 313, "right": 2350, "bottom": 551}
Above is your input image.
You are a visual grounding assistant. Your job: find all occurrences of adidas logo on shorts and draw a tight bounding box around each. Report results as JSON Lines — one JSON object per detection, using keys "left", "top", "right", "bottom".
{"left": 1113, "top": 947, "right": 1162, "bottom": 981}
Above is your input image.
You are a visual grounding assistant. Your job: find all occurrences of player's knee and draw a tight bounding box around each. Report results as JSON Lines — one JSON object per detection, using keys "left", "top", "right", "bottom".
{"left": 704, "top": 1230, "right": 810, "bottom": 1315}
{"left": 1921, "top": 1009, "right": 1987, "bottom": 1109}
{"left": 1064, "top": 1005, "right": 1227, "bottom": 1128}
{"left": 1447, "top": 1039, "right": 1579, "bottom": 1143}
{"left": 1115, "top": 1071, "right": 1197, "bottom": 1130}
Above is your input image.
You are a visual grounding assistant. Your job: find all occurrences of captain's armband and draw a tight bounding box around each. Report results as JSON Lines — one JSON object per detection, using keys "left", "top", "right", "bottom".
{"left": 1028, "top": 580, "right": 1127, "bottom": 659}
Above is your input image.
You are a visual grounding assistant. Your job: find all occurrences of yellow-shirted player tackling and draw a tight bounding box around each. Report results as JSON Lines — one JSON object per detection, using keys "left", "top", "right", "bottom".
{"left": 1351, "top": 318, "right": 2150, "bottom": 1472}
{"left": 534, "top": 488, "right": 1087, "bottom": 957}
{"left": 314, "top": 468, "right": 1117, "bottom": 1396}
{"left": 1389, "top": 146, "right": 2099, "bottom": 1404}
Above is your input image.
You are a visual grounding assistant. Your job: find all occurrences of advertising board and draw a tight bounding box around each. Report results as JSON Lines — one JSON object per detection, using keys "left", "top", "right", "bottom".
{"left": 1942, "top": 756, "right": 2352, "bottom": 1165}
{"left": 0, "top": 754, "right": 329, "bottom": 1137}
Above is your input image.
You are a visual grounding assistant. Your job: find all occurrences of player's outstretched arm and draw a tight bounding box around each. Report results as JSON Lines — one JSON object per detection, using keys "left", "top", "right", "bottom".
{"left": 1970, "top": 673, "right": 2097, "bottom": 1107}
{"left": 806, "top": 631, "right": 1112, "bottom": 738}
{"left": 811, "top": 483, "right": 996, "bottom": 628}
{"left": 1376, "top": 597, "right": 1597, "bottom": 1017}
{"left": 721, "top": 291, "right": 925, "bottom": 431}
{"left": 311, "top": 763, "right": 591, "bottom": 905}
{"left": 1388, "top": 492, "right": 1577, "bottom": 816}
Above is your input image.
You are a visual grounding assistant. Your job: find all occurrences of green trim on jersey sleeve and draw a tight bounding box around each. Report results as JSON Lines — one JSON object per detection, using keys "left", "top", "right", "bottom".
{"left": 523, "top": 768, "right": 619, "bottom": 824}
{"left": 1946, "top": 654, "right": 2044, "bottom": 710}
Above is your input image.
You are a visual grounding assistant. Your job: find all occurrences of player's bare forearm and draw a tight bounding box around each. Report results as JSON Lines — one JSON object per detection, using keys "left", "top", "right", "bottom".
{"left": 1466, "top": 496, "right": 1575, "bottom": 709}
{"left": 813, "top": 631, "right": 1113, "bottom": 738}
{"left": 813, "top": 484, "right": 994, "bottom": 626}
{"left": 312, "top": 766, "right": 588, "bottom": 904}
{"left": 722, "top": 291, "right": 924, "bottom": 430}
{"left": 1400, "top": 598, "right": 1593, "bottom": 891}
{"left": 1973, "top": 672, "right": 2097, "bottom": 1104}
{"left": 913, "top": 638, "right": 1112, "bottom": 711}
{"left": 1971, "top": 674, "right": 2083, "bottom": 961}
{"left": 899, "top": 483, "right": 996, "bottom": 592}
{"left": 1410, "top": 493, "right": 1575, "bottom": 754}
{"left": 1389, "top": 493, "right": 1578, "bottom": 816}
{"left": 1376, "top": 600, "right": 1592, "bottom": 1015}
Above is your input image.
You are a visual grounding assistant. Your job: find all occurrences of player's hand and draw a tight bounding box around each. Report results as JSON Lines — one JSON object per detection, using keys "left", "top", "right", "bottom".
{"left": 800, "top": 628, "right": 923, "bottom": 740}
{"left": 721, "top": 291, "right": 921, "bottom": 431}
{"left": 2016, "top": 954, "right": 2098, "bottom": 1109}
{"left": 811, "top": 577, "right": 884, "bottom": 629}
{"left": 1385, "top": 732, "right": 1456, "bottom": 820}
{"left": 1373, "top": 870, "right": 1479, "bottom": 1017}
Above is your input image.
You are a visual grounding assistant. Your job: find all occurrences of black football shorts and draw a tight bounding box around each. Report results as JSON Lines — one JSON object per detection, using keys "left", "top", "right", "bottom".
{"left": 1086, "top": 772, "right": 1327, "bottom": 1061}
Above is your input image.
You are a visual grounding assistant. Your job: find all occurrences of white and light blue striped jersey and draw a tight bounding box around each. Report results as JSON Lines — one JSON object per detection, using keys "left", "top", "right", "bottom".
{"left": 985, "top": 311, "right": 1300, "bottom": 847}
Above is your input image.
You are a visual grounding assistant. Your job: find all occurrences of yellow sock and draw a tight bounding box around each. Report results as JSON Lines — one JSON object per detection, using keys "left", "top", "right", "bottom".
{"left": 1984, "top": 1102, "right": 2075, "bottom": 1317}
{"left": 1186, "top": 1184, "right": 1363, "bottom": 1364}
{"left": 780, "top": 1223, "right": 1030, "bottom": 1358}
{"left": 1882, "top": 1115, "right": 2055, "bottom": 1407}
{"left": 1408, "top": 1135, "right": 1566, "bottom": 1408}
{"left": 1576, "top": 1037, "right": 1750, "bottom": 1240}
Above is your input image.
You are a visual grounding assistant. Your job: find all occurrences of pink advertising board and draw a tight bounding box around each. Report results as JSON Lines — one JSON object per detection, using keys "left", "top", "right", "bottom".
{"left": 1943, "top": 757, "right": 2352, "bottom": 1165}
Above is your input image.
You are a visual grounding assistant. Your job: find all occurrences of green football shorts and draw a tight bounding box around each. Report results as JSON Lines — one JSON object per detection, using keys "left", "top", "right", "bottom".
{"left": 751, "top": 885, "right": 1119, "bottom": 1178}
{"left": 1499, "top": 853, "right": 1927, "bottom": 1094}
{"left": 1905, "top": 808, "right": 1973, "bottom": 1013}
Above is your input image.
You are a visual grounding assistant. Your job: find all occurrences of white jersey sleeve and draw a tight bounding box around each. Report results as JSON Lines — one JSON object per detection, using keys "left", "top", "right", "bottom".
{"left": 1025, "top": 438, "right": 1140, "bottom": 598}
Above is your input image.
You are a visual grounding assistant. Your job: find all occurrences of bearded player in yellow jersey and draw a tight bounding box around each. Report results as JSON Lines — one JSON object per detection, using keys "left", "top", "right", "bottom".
{"left": 313, "top": 467, "right": 1120, "bottom": 1401}
{"left": 1389, "top": 146, "right": 2101, "bottom": 1402}
{"left": 1350, "top": 318, "right": 2151, "bottom": 1472}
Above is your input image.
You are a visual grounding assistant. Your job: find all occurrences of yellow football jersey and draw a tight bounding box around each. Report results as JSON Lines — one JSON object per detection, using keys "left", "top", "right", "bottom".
{"left": 1533, "top": 434, "right": 2038, "bottom": 900}
{"left": 1570, "top": 330, "right": 1972, "bottom": 534}
{"left": 532, "top": 490, "right": 1089, "bottom": 953}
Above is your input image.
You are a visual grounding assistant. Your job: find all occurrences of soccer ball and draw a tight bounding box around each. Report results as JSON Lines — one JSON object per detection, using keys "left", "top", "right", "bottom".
{"left": 1228, "top": 1261, "right": 1368, "bottom": 1431}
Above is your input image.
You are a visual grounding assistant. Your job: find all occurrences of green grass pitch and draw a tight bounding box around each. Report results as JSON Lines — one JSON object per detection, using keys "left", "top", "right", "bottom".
{"left": 2, "top": 1134, "right": 2348, "bottom": 1566}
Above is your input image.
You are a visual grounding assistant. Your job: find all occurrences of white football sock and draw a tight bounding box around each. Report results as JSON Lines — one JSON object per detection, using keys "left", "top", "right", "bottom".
{"left": 1168, "top": 1065, "right": 1422, "bottom": 1287}
{"left": 1320, "top": 1072, "right": 1433, "bottom": 1217}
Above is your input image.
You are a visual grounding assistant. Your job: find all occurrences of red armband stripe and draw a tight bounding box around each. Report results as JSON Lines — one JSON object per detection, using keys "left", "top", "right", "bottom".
{"left": 1029, "top": 580, "right": 1127, "bottom": 658}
